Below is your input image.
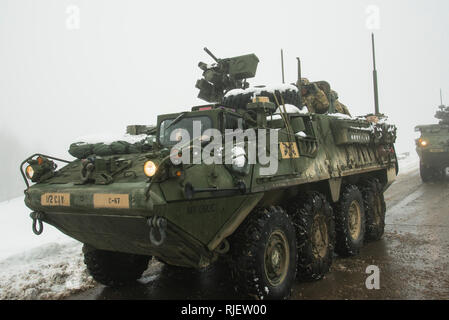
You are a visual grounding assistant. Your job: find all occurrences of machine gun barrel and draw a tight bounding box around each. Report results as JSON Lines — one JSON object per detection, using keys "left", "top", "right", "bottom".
{"left": 204, "top": 47, "right": 219, "bottom": 63}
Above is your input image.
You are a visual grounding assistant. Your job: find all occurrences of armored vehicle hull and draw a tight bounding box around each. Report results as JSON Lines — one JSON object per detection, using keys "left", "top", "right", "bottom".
{"left": 415, "top": 124, "right": 449, "bottom": 182}
{"left": 22, "top": 105, "right": 397, "bottom": 299}
{"left": 21, "top": 49, "right": 398, "bottom": 299}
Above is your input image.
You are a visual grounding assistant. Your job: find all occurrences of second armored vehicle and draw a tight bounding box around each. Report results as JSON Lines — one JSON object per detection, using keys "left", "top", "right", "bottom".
{"left": 415, "top": 98, "right": 449, "bottom": 182}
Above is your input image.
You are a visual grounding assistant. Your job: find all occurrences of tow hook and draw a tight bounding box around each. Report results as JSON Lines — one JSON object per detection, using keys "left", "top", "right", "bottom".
{"left": 30, "top": 211, "right": 45, "bottom": 235}
{"left": 147, "top": 216, "right": 167, "bottom": 246}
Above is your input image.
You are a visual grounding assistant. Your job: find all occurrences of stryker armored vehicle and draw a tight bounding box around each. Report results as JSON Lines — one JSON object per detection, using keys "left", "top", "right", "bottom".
{"left": 20, "top": 48, "right": 397, "bottom": 299}
{"left": 415, "top": 93, "right": 449, "bottom": 182}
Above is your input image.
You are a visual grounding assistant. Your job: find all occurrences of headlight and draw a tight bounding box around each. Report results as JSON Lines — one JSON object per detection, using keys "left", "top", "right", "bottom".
{"left": 419, "top": 139, "right": 428, "bottom": 147}
{"left": 144, "top": 161, "right": 157, "bottom": 177}
{"left": 26, "top": 165, "right": 34, "bottom": 179}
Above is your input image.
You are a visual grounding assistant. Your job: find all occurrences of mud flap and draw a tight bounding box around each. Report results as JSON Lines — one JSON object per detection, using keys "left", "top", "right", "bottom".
{"left": 207, "top": 193, "right": 264, "bottom": 251}
{"left": 328, "top": 178, "right": 342, "bottom": 203}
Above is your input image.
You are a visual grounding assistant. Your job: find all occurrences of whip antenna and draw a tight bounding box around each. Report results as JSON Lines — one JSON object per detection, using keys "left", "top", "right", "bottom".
{"left": 372, "top": 33, "right": 380, "bottom": 115}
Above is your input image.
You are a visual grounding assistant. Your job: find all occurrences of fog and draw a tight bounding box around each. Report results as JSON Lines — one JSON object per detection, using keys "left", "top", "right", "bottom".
{"left": 1, "top": 0, "right": 448, "bottom": 201}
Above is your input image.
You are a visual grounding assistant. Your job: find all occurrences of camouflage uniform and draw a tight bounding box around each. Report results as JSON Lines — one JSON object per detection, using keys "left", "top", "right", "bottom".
{"left": 331, "top": 90, "right": 351, "bottom": 117}
{"left": 298, "top": 78, "right": 330, "bottom": 114}
{"left": 334, "top": 102, "right": 351, "bottom": 116}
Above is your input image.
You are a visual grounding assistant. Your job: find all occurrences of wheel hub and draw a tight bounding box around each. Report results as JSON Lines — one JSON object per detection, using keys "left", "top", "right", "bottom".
{"left": 348, "top": 200, "right": 362, "bottom": 240}
{"left": 373, "top": 195, "right": 382, "bottom": 225}
{"left": 312, "top": 214, "right": 329, "bottom": 259}
{"left": 271, "top": 249, "right": 281, "bottom": 267}
{"left": 264, "top": 230, "right": 289, "bottom": 286}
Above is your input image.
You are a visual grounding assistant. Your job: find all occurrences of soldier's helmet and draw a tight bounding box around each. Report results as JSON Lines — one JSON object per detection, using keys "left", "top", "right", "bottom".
{"left": 301, "top": 78, "right": 310, "bottom": 86}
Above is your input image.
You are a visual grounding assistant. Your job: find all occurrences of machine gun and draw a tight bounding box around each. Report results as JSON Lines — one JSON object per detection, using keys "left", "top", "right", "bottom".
{"left": 434, "top": 89, "right": 449, "bottom": 125}
{"left": 195, "top": 48, "right": 259, "bottom": 103}
{"left": 435, "top": 105, "right": 449, "bottom": 125}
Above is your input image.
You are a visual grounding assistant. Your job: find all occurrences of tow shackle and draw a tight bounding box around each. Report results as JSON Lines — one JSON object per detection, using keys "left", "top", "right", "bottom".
{"left": 147, "top": 216, "right": 167, "bottom": 246}
{"left": 30, "top": 211, "right": 45, "bottom": 235}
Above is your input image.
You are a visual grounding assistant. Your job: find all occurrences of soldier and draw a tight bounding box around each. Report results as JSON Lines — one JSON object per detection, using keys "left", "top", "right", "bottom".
{"left": 331, "top": 90, "right": 351, "bottom": 117}
{"left": 298, "top": 78, "right": 330, "bottom": 114}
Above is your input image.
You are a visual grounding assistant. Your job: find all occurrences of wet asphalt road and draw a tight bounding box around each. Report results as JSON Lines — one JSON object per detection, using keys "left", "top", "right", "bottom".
{"left": 69, "top": 167, "right": 449, "bottom": 300}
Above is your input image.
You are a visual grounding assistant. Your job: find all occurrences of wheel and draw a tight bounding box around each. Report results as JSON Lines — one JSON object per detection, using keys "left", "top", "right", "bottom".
{"left": 286, "top": 192, "right": 335, "bottom": 281}
{"left": 333, "top": 185, "right": 366, "bottom": 257}
{"left": 222, "top": 88, "right": 301, "bottom": 110}
{"left": 420, "top": 162, "right": 432, "bottom": 182}
{"left": 420, "top": 162, "right": 443, "bottom": 182}
{"left": 361, "top": 179, "right": 386, "bottom": 241}
{"left": 83, "top": 244, "right": 150, "bottom": 287}
{"left": 229, "top": 206, "right": 297, "bottom": 300}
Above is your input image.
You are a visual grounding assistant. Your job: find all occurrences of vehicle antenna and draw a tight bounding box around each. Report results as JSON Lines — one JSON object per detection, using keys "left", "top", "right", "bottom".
{"left": 371, "top": 33, "right": 380, "bottom": 115}
{"left": 281, "top": 49, "right": 285, "bottom": 84}
{"left": 297, "top": 57, "right": 302, "bottom": 107}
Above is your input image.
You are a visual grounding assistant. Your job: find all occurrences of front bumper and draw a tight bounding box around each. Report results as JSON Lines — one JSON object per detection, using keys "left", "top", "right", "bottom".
{"left": 24, "top": 181, "right": 263, "bottom": 268}
{"left": 418, "top": 150, "right": 449, "bottom": 168}
{"left": 24, "top": 182, "right": 215, "bottom": 268}
{"left": 24, "top": 182, "right": 217, "bottom": 268}
{"left": 24, "top": 181, "right": 163, "bottom": 216}
{"left": 41, "top": 210, "right": 215, "bottom": 268}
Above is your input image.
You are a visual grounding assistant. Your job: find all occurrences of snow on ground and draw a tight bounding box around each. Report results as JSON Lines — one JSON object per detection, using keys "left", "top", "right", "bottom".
{"left": 0, "top": 197, "right": 94, "bottom": 299}
{"left": 397, "top": 151, "right": 419, "bottom": 175}
{"left": 0, "top": 197, "right": 72, "bottom": 260}
{"left": 0, "top": 241, "right": 95, "bottom": 299}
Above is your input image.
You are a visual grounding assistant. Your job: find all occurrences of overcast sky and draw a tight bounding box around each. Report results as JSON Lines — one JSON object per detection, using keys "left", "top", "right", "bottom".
{"left": 1, "top": 0, "right": 448, "bottom": 200}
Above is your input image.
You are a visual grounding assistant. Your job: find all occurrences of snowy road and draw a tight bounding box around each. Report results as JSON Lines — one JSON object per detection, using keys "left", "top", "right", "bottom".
{"left": 0, "top": 198, "right": 92, "bottom": 299}
{"left": 68, "top": 157, "right": 449, "bottom": 300}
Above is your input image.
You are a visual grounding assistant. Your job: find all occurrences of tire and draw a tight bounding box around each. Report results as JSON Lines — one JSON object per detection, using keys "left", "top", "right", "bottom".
{"left": 222, "top": 88, "right": 301, "bottom": 110}
{"left": 361, "top": 179, "right": 386, "bottom": 242}
{"left": 333, "top": 185, "right": 366, "bottom": 257}
{"left": 229, "top": 206, "right": 297, "bottom": 300}
{"left": 83, "top": 244, "right": 150, "bottom": 287}
{"left": 286, "top": 192, "right": 335, "bottom": 281}
{"left": 420, "top": 162, "right": 435, "bottom": 182}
